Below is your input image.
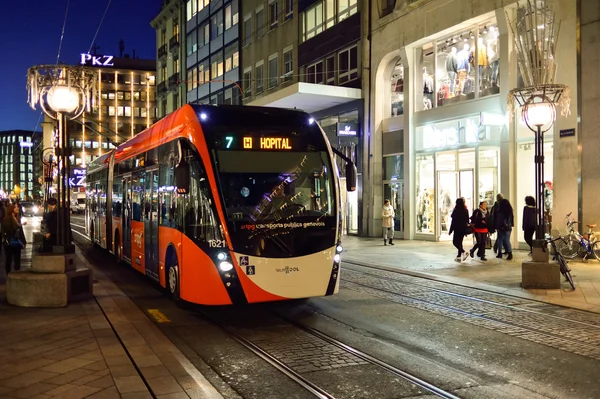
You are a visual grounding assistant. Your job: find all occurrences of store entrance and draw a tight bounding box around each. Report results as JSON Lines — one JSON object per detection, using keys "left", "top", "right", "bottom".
{"left": 384, "top": 180, "right": 404, "bottom": 237}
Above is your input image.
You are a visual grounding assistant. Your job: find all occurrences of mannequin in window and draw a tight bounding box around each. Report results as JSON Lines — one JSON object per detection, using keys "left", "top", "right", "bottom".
{"left": 477, "top": 37, "right": 488, "bottom": 88}
{"left": 455, "top": 44, "right": 470, "bottom": 95}
{"left": 445, "top": 47, "right": 458, "bottom": 93}
{"left": 423, "top": 67, "right": 433, "bottom": 109}
{"left": 487, "top": 28, "right": 499, "bottom": 85}
{"left": 416, "top": 189, "right": 426, "bottom": 232}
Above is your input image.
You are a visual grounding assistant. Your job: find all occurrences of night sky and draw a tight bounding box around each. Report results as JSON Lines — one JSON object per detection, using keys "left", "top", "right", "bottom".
{"left": 0, "top": 0, "right": 161, "bottom": 132}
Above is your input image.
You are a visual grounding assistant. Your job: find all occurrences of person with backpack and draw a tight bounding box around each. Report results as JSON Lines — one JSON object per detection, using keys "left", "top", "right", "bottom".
{"left": 2, "top": 204, "right": 26, "bottom": 275}
{"left": 522, "top": 196, "right": 537, "bottom": 255}
{"left": 469, "top": 201, "right": 489, "bottom": 261}
{"left": 490, "top": 193, "right": 502, "bottom": 252}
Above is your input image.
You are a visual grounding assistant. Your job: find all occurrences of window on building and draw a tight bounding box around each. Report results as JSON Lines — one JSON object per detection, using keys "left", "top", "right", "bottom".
{"left": 125, "top": 92, "right": 131, "bottom": 100}
{"left": 108, "top": 106, "right": 116, "bottom": 116}
{"left": 269, "top": 0, "right": 278, "bottom": 29}
{"left": 268, "top": 54, "right": 278, "bottom": 88}
{"left": 187, "top": 69, "right": 194, "bottom": 91}
{"left": 186, "top": 30, "right": 198, "bottom": 56}
{"left": 256, "top": 7, "right": 265, "bottom": 38}
{"left": 303, "top": 2, "right": 323, "bottom": 41}
{"left": 224, "top": 88, "right": 233, "bottom": 105}
{"left": 224, "top": 43, "right": 239, "bottom": 72}
{"left": 285, "top": 0, "right": 293, "bottom": 19}
{"left": 198, "top": 0, "right": 208, "bottom": 11}
{"left": 211, "top": 10, "right": 224, "bottom": 37}
{"left": 225, "top": 4, "right": 234, "bottom": 30}
{"left": 306, "top": 61, "right": 324, "bottom": 84}
{"left": 243, "top": 15, "right": 252, "bottom": 46}
{"left": 232, "top": 0, "right": 239, "bottom": 25}
{"left": 108, "top": 92, "right": 115, "bottom": 100}
{"left": 243, "top": 68, "right": 252, "bottom": 97}
{"left": 192, "top": 67, "right": 198, "bottom": 89}
{"left": 125, "top": 106, "right": 132, "bottom": 117}
{"left": 283, "top": 47, "right": 293, "bottom": 81}
{"left": 256, "top": 62, "right": 264, "bottom": 94}
{"left": 174, "top": 57, "right": 180, "bottom": 74}
{"left": 186, "top": 0, "right": 197, "bottom": 21}
{"left": 338, "top": 0, "right": 358, "bottom": 21}
{"left": 199, "top": 22, "right": 210, "bottom": 46}
{"left": 199, "top": 58, "right": 210, "bottom": 83}
{"left": 117, "top": 106, "right": 124, "bottom": 117}
{"left": 325, "top": 56, "right": 335, "bottom": 84}
{"left": 338, "top": 44, "right": 358, "bottom": 83}
{"left": 211, "top": 52, "right": 224, "bottom": 78}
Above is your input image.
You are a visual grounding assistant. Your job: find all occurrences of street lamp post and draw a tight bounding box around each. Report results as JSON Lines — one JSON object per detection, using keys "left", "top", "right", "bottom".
{"left": 521, "top": 100, "right": 556, "bottom": 241}
{"left": 27, "top": 66, "right": 96, "bottom": 254}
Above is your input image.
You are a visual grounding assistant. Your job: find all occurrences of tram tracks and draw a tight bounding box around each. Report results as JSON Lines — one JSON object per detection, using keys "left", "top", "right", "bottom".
{"left": 341, "top": 261, "right": 600, "bottom": 360}
{"left": 196, "top": 308, "right": 461, "bottom": 399}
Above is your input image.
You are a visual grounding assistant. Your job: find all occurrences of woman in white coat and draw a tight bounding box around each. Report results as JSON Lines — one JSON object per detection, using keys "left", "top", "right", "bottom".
{"left": 382, "top": 199, "right": 395, "bottom": 245}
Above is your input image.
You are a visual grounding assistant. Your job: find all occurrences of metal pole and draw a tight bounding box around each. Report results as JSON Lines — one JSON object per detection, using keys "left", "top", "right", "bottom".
{"left": 57, "top": 113, "right": 63, "bottom": 249}
{"left": 534, "top": 125, "right": 545, "bottom": 241}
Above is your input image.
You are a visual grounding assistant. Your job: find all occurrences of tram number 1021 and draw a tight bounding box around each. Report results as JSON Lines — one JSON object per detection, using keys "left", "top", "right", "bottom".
{"left": 208, "top": 239, "right": 227, "bottom": 248}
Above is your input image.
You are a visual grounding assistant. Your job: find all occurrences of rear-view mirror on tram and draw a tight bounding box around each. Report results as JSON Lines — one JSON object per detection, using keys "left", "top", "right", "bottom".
{"left": 175, "top": 159, "right": 190, "bottom": 194}
{"left": 345, "top": 162, "right": 357, "bottom": 192}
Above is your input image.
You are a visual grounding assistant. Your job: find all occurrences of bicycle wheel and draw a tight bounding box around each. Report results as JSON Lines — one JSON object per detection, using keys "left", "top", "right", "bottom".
{"left": 556, "top": 236, "right": 580, "bottom": 259}
{"left": 592, "top": 241, "right": 600, "bottom": 261}
{"left": 557, "top": 255, "right": 576, "bottom": 290}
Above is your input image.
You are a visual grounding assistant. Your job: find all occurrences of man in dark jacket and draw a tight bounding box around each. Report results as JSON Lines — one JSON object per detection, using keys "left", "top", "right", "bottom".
{"left": 42, "top": 198, "right": 58, "bottom": 251}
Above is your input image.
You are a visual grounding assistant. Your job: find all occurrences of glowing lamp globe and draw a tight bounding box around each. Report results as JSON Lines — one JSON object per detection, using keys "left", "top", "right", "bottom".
{"left": 523, "top": 102, "right": 555, "bottom": 128}
{"left": 47, "top": 85, "right": 80, "bottom": 114}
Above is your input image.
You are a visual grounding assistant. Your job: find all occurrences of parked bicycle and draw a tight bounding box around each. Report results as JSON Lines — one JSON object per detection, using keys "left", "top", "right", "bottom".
{"left": 547, "top": 234, "right": 576, "bottom": 290}
{"left": 556, "top": 212, "right": 600, "bottom": 261}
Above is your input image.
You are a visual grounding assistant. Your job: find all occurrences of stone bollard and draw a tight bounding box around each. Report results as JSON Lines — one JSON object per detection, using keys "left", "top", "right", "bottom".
{"left": 6, "top": 234, "right": 93, "bottom": 307}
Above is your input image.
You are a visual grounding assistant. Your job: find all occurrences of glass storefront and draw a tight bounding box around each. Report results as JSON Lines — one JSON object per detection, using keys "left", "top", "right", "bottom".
{"left": 319, "top": 110, "right": 360, "bottom": 235}
{"left": 390, "top": 60, "right": 404, "bottom": 117}
{"left": 415, "top": 115, "right": 502, "bottom": 239}
{"left": 415, "top": 16, "right": 500, "bottom": 111}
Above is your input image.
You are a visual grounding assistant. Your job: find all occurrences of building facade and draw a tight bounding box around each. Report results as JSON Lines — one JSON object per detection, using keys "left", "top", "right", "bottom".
{"left": 0, "top": 130, "right": 42, "bottom": 200}
{"left": 364, "top": 0, "right": 578, "bottom": 246}
{"left": 42, "top": 56, "right": 157, "bottom": 169}
{"left": 244, "top": 0, "right": 363, "bottom": 235}
{"left": 152, "top": 0, "right": 187, "bottom": 118}
{"left": 183, "top": 0, "right": 241, "bottom": 105}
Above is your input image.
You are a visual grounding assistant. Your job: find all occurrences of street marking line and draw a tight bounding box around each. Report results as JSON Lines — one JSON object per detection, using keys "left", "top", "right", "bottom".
{"left": 71, "top": 223, "right": 86, "bottom": 229}
{"left": 147, "top": 309, "right": 171, "bottom": 323}
{"left": 72, "top": 229, "right": 91, "bottom": 241}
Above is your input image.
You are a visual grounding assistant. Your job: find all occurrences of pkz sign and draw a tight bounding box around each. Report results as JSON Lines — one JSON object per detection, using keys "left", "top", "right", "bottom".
{"left": 336, "top": 122, "right": 358, "bottom": 137}
{"left": 69, "top": 168, "right": 86, "bottom": 188}
{"left": 80, "top": 53, "right": 115, "bottom": 67}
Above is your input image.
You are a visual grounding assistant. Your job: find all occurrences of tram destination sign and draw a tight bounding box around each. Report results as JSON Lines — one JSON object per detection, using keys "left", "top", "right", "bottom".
{"left": 218, "top": 134, "right": 298, "bottom": 151}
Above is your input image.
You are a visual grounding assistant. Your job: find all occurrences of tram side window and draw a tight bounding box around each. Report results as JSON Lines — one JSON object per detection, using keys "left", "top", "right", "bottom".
{"left": 183, "top": 151, "right": 222, "bottom": 242}
{"left": 113, "top": 180, "right": 122, "bottom": 216}
{"left": 158, "top": 141, "right": 179, "bottom": 229}
{"left": 131, "top": 171, "right": 144, "bottom": 222}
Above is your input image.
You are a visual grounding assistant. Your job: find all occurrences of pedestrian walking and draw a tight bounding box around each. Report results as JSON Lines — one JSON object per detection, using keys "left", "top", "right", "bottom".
{"left": 2, "top": 204, "right": 26, "bottom": 275}
{"left": 449, "top": 197, "right": 470, "bottom": 262}
{"left": 490, "top": 193, "right": 502, "bottom": 252}
{"left": 494, "top": 198, "right": 514, "bottom": 260}
{"left": 382, "top": 199, "right": 395, "bottom": 246}
{"left": 469, "top": 201, "right": 489, "bottom": 261}
{"left": 522, "top": 196, "right": 536, "bottom": 255}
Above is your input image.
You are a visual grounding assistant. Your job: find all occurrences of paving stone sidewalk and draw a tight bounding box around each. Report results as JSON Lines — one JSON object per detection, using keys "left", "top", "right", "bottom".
{"left": 342, "top": 235, "right": 600, "bottom": 313}
{"left": 0, "top": 221, "right": 223, "bottom": 399}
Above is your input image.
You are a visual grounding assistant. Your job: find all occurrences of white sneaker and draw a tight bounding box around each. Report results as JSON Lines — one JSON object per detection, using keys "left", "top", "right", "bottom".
{"left": 455, "top": 256, "right": 461, "bottom": 262}
{"left": 461, "top": 252, "right": 469, "bottom": 261}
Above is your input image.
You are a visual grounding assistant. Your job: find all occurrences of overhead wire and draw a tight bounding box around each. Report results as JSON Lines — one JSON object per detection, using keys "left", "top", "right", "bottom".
{"left": 87, "top": 0, "right": 113, "bottom": 54}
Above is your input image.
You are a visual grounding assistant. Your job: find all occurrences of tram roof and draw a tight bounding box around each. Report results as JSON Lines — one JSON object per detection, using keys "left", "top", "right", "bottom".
{"left": 86, "top": 104, "right": 313, "bottom": 173}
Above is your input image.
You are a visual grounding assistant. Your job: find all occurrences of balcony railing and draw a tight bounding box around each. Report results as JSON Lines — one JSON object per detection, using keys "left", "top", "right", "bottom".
{"left": 157, "top": 81, "right": 167, "bottom": 96}
{"left": 169, "top": 36, "right": 179, "bottom": 51}
{"left": 168, "top": 73, "right": 179, "bottom": 89}
{"left": 158, "top": 44, "right": 168, "bottom": 59}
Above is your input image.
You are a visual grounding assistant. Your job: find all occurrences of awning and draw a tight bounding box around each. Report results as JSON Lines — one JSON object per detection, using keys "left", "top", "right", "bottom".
{"left": 247, "top": 82, "right": 362, "bottom": 114}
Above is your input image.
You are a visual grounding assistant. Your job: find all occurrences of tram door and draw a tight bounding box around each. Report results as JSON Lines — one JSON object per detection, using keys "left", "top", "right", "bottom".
{"left": 122, "top": 176, "right": 132, "bottom": 262}
{"left": 144, "top": 168, "right": 159, "bottom": 279}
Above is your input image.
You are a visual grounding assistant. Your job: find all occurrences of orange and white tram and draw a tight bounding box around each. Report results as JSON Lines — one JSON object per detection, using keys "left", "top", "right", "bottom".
{"left": 86, "top": 104, "right": 356, "bottom": 305}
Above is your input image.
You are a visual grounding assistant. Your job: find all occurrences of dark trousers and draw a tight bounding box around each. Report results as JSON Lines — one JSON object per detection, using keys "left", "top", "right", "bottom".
{"left": 524, "top": 228, "right": 535, "bottom": 250}
{"left": 5, "top": 245, "right": 22, "bottom": 274}
{"left": 453, "top": 233, "right": 465, "bottom": 257}
{"left": 471, "top": 232, "right": 487, "bottom": 258}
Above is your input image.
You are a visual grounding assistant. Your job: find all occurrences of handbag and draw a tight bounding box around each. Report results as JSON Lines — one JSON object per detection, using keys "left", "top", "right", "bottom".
{"left": 485, "top": 234, "right": 492, "bottom": 249}
{"left": 464, "top": 224, "right": 473, "bottom": 235}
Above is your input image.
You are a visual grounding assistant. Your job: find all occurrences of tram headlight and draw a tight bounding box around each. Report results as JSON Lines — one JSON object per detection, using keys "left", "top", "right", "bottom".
{"left": 219, "top": 261, "right": 234, "bottom": 272}
{"left": 336, "top": 245, "right": 343, "bottom": 253}
{"left": 333, "top": 254, "right": 341, "bottom": 263}
{"left": 216, "top": 252, "right": 227, "bottom": 261}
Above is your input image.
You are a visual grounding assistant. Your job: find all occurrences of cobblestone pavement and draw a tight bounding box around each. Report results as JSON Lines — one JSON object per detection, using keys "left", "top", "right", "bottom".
{"left": 342, "top": 235, "right": 600, "bottom": 313}
{"left": 342, "top": 264, "right": 600, "bottom": 360}
{"left": 0, "top": 216, "right": 223, "bottom": 399}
